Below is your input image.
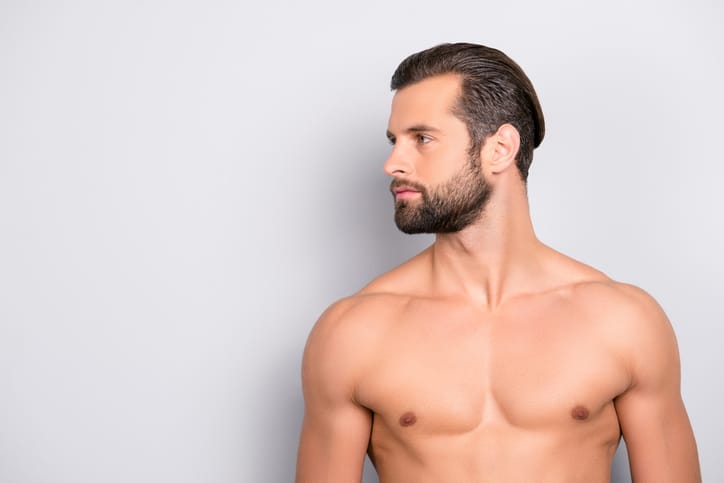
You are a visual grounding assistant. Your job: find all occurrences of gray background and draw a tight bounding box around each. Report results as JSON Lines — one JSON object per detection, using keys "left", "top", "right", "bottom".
{"left": 1, "top": 1, "right": 722, "bottom": 482}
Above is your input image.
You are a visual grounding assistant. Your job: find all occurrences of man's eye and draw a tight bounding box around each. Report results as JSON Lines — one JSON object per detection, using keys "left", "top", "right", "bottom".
{"left": 387, "top": 138, "right": 396, "bottom": 146}
{"left": 417, "top": 134, "right": 431, "bottom": 144}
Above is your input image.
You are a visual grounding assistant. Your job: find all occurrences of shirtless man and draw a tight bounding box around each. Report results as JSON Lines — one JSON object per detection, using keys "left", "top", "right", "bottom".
{"left": 295, "top": 43, "right": 700, "bottom": 482}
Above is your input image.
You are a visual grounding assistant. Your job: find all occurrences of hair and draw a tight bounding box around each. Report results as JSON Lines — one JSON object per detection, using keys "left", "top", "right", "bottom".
{"left": 390, "top": 43, "right": 545, "bottom": 181}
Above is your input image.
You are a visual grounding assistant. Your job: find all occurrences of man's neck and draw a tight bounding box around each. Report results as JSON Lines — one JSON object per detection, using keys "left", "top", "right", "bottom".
{"left": 428, "top": 188, "right": 546, "bottom": 310}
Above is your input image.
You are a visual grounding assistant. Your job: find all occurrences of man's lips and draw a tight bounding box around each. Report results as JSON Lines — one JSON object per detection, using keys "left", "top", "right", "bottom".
{"left": 392, "top": 186, "right": 422, "bottom": 199}
{"left": 393, "top": 187, "right": 419, "bottom": 194}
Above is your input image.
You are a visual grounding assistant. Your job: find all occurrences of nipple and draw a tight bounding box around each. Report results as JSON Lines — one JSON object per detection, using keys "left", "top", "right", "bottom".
{"left": 571, "top": 405, "right": 590, "bottom": 421}
{"left": 399, "top": 411, "right": 417, "bottom": 427}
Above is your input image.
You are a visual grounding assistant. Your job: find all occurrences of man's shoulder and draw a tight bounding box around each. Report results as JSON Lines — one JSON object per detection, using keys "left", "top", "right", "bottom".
{"left": 303, "top": 291, "right": 409, "bottom": 388}
{"left": 538, "top": 248, "right": 672, "bottom": 338}
{"left": 307, "top": 256, "right": 428, "bottom": 350}
{"left": 565, "top": 278, "right": 675, "bottom": 353}
{"left": 544, "top": 250, "right": 665, "bottom": 318}
{"left": 359, "top": 248, "right": 431, "bottom": 296}
{"left": 314, "top": 291, "right": 406, "bottom": 332}
{"left": 569, "top": 278, "right": 666, "bottom": 320}
{"left": 547, "top": 250, "right": 658, "bottom": 311}
{"left": 308, "top": 289, "right": 410, "bottom": 349}
{"left": 552, "top": 277, "right": 679, "bottom": 392}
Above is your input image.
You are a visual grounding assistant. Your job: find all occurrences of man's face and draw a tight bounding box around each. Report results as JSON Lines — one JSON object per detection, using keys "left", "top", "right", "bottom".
{"left": 385, "top": 74, "right": 492, "bottom": 234}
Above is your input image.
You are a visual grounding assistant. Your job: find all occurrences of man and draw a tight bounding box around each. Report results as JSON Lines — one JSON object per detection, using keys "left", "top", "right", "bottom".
{"left": 295, "top": 43, "right": 700, "bottom": 482}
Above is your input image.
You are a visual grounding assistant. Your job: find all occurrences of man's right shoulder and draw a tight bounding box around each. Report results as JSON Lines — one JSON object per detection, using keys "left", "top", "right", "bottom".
{"left": 302, "top": 292, "right": 408, "bottom": 397}
{"left": 310, "top": 290, "right": 407, "bottom": 340}
{"left": 313, "top": 254, "right": 424, "bottom": 331}
{"left": 305, "top": 254, "right": 427, "bottom": 365}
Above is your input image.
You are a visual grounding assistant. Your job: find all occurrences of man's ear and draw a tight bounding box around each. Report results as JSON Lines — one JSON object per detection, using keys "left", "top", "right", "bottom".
{"left": 483, "top": 123, "right": 520, "bottom": 175}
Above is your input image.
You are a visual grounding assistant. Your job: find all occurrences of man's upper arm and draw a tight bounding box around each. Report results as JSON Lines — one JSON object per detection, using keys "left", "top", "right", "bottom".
{"left": 295, "top": 299, "right": 373, "bottom": 483}
{"left": 613, "top": 286, "right": 700, "bottom": 483}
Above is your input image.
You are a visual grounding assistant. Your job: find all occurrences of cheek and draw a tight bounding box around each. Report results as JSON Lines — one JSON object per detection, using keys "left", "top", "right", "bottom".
{"left": 418, "top": 148, "right": 469, "bottom": 183}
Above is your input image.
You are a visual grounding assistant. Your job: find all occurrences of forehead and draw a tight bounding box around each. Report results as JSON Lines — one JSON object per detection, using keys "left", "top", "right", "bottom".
{"left": 388, "top": 73, "right": 463, "bottom": 130}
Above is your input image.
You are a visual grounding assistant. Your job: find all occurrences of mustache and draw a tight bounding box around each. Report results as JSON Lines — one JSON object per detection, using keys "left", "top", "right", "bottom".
{"left": 390, "top": 179, "right": 427, "bottom": 194}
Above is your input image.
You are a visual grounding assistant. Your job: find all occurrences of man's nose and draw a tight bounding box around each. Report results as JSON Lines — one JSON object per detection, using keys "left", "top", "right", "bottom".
{"left": 384, "top": 147, "right": 413, "bottom": 177}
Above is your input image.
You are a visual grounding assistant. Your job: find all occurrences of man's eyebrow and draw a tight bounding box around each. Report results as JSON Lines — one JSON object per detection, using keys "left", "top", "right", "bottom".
{"left": 405, "top": 124, "right": 440, "bottom": 133}
{"left": 386, "top": 125, "right": 440, "bottom": 140}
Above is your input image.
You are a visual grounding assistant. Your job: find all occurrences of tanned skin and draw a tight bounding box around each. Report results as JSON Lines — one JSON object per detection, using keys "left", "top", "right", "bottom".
{"left": 296, "top": 74, "right": 700, "bottom": 483}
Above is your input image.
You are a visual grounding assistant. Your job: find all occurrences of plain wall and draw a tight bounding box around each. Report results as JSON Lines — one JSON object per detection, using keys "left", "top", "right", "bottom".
{"left": 0, "top": 1, "right": 722, "bottom": 482}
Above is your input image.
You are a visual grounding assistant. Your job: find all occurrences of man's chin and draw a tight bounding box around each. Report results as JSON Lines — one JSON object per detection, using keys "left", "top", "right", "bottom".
{"left": 394, "top": 214, "right": 435, "bottom": 235}
{"left": 396, "top": 226, "right": 428, "bottom": 235}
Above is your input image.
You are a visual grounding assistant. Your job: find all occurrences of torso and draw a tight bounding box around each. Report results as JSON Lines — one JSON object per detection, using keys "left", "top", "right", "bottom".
{"left": 346, "top": 252, "right": 634, "bottom": 483}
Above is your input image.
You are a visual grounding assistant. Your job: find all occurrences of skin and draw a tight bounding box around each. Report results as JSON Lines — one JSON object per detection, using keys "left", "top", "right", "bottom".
{"left": 295, "top": 74, "right": 701, "bottom": 483}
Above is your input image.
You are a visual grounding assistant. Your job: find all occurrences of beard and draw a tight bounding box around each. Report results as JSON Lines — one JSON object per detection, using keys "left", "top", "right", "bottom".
{"left": 391, "top": 153, "right": 492, "bottom": 234}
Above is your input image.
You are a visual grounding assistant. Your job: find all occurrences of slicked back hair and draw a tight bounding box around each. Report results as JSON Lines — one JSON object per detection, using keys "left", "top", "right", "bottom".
{"left": 390, "top": 43, "right": 545, "bottom": 182}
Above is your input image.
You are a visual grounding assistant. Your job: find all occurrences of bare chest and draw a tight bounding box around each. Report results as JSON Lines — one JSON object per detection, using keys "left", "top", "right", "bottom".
{"left": 356, "top": 300, "right": 629, "bottom": 439}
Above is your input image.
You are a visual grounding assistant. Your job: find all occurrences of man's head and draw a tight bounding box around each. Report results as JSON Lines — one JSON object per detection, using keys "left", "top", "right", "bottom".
{"left": 391, "top": 43, "right": 545, "bottom": 181}
{"left": 385, "top": 43, "right": 544, "bottom": 234}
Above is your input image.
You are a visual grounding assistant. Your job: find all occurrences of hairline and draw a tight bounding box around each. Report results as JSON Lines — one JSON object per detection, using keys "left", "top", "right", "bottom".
{"left": 392, "top": 72, "right": 492, "bottom": 157}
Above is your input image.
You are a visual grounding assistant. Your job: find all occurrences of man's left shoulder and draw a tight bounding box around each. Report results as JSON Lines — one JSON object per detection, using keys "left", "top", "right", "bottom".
{"left": 571, "top": 280, "right": 677, "bottom": 349}
{"left": 572, "top": 280, "right": 667, "bottom": 319}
